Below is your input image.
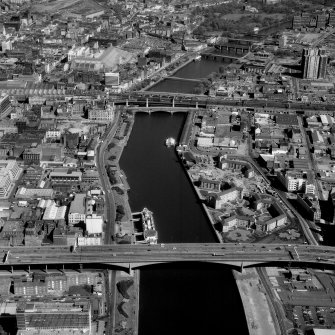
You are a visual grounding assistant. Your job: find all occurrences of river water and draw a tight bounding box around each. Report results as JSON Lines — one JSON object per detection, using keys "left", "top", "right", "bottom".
{"left": 120, "top": 111, "right": 248, "bottom": 334}
{"left": 120, "top": 113, "right": 216, "bottom": 243}
{"left": 148, "top": 58, "right": 228, "bottom": 94}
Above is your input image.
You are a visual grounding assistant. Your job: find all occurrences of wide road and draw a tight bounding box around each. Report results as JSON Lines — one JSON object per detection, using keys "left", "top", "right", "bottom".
{"left": 2, "top": 243, "right": 335, "bottom": 268}
{"left": 96, "top": 110, "right": 121, "bottom": 244}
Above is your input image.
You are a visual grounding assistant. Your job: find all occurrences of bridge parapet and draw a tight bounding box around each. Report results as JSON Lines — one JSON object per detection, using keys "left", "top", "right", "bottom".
{"left": 1, "top": 243, "right": 335, "bottom": 271}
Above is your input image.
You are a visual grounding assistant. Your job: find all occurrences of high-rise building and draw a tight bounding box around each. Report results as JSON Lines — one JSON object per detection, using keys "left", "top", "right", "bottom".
{"left": 0, "top": 94, "right": 11, "bottom": 118}
{"left": 318, "top": 48, "right": 328, "bottom": 79}
{"left": 302, "top": 48, "right": 328, "bottom": 79}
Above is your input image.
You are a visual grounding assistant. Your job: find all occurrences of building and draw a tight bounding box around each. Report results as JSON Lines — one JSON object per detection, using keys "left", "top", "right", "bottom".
{"left": 286, "top": 171, "right": 305, "bottom": 192}
{"left": 105, "top": 72, "right": 119, "bottom": 86}
{"left": 22, "top": 147, "right": 42, "bottom": 165}
{"left": 69, "top": 193, "right": 86, "bottom": 224}
{"left": 49, "top": 169, "right": 82, "bottom": 183}
{"left": 14, "top": 278, "right": 48, "bottom": 296}
{"left": 254, "top": 202, "right": 287, "bottom": 232}
{"left": 222, "top": 214, "right": 253, "bottom": 232}
{"left": 277, "top": 170, "right": 315, "bottom": 194}
{"left": 293, "top": 13, "right": 328, "bottom": 30}
{"left": 0, "top": 220, "right": 24, "bottom": 245}
{"left": 219, "top": 158, "right": 254, "bottom": 178}
{"left": 78, "top": 236, "right": 102, "bottom": 246}
{"left": 296, "top": 194, "right": 321, "bottom": 220}
{"left": 82, "top": 169, "right": 99, "bottom": 183}
{"left": 199, "top": 177, "right": 221, "bottom": 191}
{"left": 0, "top": 120, "right": 17, "bottom": 137}
{"left": 311, "top": 329, "right": 335, "bottom": 335}
{"left": 88, "top": 105, "right": 114, "bottom": 121}
{"left": 86, "top": 214, "right": 103, "bottom": 234}
{"left": 45, "top": 129, "right": 61, "bottom": 141}
{"left": 16, "top": 187, "right": 54, "bottom": 199}
{"left": 42, "top": 203, "right": 66, "bottom": 221}
{"left": 262, "top": 0, "right": 281, "bottom": 4}
{"left": 0, "top": 160, "right": 22, "bottom": 198}
{"left": 46, "top": 273, "right": 68, "bottom": 294}
{"left": 208, "top": 187, "right": 243, "bottom": 209}
{"left": 0, "top": 93, "right": 11, "bottom": 118}
{"left": 302, "top": 48, "right": 328, "bottom": 80}
{"left": 16, "top": 301, "right": 91, "bottom": 334}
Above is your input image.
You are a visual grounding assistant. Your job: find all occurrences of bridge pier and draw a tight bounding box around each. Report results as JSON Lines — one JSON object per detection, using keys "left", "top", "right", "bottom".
{"left": 172, "top": 98, "right": 175, "bottom": 108}
{"left": 195, "top": 101, "right": 198, "bottom": 109}
{"left": 146, "top": 98, "right": 149, "bottom": 108}
{"left": 126, "top": 99, "right": 129, "bottom": 107}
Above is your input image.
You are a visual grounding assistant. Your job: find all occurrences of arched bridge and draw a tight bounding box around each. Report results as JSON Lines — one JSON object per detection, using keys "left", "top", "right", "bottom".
{"left": 1, "top": 243, "right": 335, "bottom": 272}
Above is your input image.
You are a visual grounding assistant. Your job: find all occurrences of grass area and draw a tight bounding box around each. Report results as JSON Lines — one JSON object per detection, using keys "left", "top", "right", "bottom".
{"left": 117, "top": 280, "right": 134, "bottom": 300}
{"left": 115, "top": 273, "right": 137, "bottom": 335}
{"left": 221, "top": 13, "right": 285, "bottom": 21}
{"left": 193, "top": 0, "right": 328, "bottom": 36}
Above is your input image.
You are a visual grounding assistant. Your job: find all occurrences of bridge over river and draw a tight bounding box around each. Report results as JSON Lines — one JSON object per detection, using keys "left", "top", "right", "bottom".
{"left": 1, "top": 243, "right": 335, "bottom": 272}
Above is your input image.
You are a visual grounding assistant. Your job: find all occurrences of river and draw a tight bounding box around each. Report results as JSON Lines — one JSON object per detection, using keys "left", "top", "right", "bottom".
{"left": 148, "top": 58, "right": 228, "bottom": 94}
{"left": 120, "top": 111, "right": 249, "bottom": 335}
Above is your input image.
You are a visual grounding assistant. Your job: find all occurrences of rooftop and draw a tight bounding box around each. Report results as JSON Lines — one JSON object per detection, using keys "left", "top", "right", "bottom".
{"left": 69, "top": 193, "right": 86, "bottom": 214}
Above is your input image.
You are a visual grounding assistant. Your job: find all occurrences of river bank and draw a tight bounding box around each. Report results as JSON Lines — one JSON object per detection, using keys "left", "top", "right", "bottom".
{"left": 103, "top": 110, "right": 140, "bottom": 335}
{"left": 233, "top": 268, "right": 278, "bottom": 335}
{"left": 177, "top": 149, "right": 221, "bottom": 242}
{"left": 114, "top": 269, "right": 140, "bottom": 335}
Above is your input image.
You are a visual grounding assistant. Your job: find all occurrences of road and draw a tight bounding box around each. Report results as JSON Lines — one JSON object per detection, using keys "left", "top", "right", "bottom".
{"left": 2, "top": 243, "right": 335, "bottom": 268}
{"left": 257, "top": 267, "right": 287, "bottom": 335}
{"left": 96, "top": 110, "right": 121, "bottom": 245}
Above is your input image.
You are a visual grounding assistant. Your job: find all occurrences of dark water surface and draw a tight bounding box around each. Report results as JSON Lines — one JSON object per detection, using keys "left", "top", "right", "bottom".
{"left": 120, "top": 113, "right": 216, "bottom": 243}
{"left": 120, "top": 113, "right": 249, "bottom": 335}
{"left": 148, "top": 58, "right": 229, "bottom": 94}
{"left": 173, "top": 58, "right": 227, "bottom": 79}
{"left": 147, "top": 78, "right": 199, "bottom": 94}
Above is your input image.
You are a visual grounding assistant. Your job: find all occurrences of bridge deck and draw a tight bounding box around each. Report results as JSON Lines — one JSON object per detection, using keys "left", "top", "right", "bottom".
{"left": 0, "top": 243, "right": 333, "bottom": 269}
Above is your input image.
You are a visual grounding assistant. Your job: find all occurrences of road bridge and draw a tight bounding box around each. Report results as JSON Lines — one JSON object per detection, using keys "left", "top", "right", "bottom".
{"left": 168, "top": 76, "right": 204, "bottom": 83}
{"left": 1, "top": 243, "right": 335, "bottom": 273}
{"left": 125, "top": 106, "right": 200, "bottom": 114}
{"left": 112, "top": 95, "right": 335, "bottom": 114}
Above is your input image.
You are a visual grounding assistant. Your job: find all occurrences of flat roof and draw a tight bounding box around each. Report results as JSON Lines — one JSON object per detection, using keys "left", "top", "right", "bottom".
{"left": 69, "top": 193, "right": 86, "bottom": 214}
{"left": 50, "top": 171, "right": 82, "bottom": 177}
{"left": 313, "top": 330, "right": 335, "bottom": 335}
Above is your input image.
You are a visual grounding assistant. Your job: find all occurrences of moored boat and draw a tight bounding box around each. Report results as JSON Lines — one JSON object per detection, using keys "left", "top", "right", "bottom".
{"left": 165, "top": 137, "right": 176, "bottom": 147}
{"left": 141, "top": 207, "right": 158, "bottom": 244}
